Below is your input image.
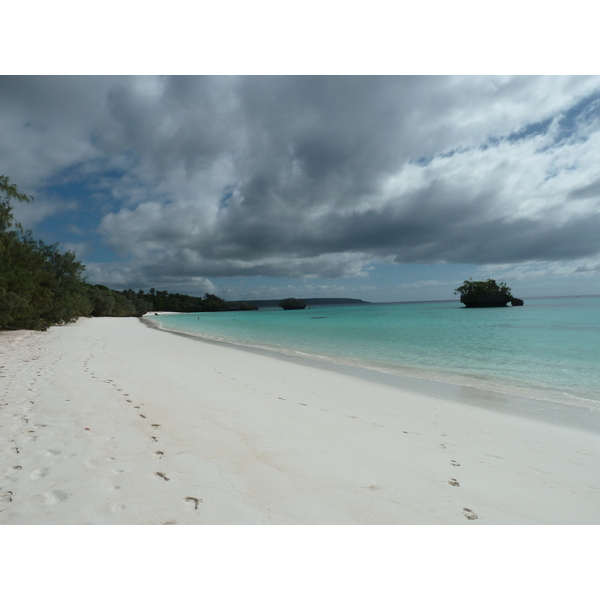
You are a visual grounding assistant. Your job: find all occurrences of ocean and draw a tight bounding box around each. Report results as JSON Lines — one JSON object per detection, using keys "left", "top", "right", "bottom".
{"left": 147, "top": 296, "right": 600, "bottom": 410}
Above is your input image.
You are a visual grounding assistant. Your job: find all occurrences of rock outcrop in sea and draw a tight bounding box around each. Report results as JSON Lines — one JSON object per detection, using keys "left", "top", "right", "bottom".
{"left": 279, "top": 297, "right": 307, "bottom": 310}
{"left": 454, "top": 279, "right": 524, "bottom": 308}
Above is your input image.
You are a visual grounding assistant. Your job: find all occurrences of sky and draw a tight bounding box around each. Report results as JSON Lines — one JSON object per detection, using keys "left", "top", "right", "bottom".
{"left": 2, "top": 74, "right": 600, "bottom": 302}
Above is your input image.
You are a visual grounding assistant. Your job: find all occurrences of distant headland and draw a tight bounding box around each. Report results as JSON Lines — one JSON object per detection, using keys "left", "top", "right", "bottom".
{"left": 238, "top": 297, "right": 371, "bottom": 308}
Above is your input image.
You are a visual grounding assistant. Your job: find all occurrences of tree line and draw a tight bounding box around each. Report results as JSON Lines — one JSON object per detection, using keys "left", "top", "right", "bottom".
{"left": 133, "top": 288, "right": 257, "bottom": 313}
{"left": 0, "top": 175, "right": 256, "bottom": 331}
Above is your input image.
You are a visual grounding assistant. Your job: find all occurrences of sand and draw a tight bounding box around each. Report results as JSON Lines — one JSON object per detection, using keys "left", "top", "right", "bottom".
{"left": 1, "top": 315, "right": 600, "bottom": 525}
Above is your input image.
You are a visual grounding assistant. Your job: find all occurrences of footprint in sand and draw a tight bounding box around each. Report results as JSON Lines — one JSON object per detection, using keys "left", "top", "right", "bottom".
{"left": 139, "top": 414, "right": 146, "bottom": 418}
{"left": 463, "top": 508, "right": 478, "bottom": 520}
{"left": 450, "top": 460, "right": 460, "bottom": 467}
{"left": 6, "top": 466, "right": 22, "bottom": 476}
{"left": 154, "top": 451, "right": 164, "bottom": 458}
{"left": 0, "top": 491, "right": 13, "bottom": 503}
{"left": 30, "top": 467, "right": 49, "bottom": 479}
{"left": 155, "top": 472, "right": 170, "bottom": 481}
{"left": 151, "top": 424, "right": 161, "bottom": 429}
{"left": 184, "top": 496, "right": 201, "bottom": 510}
{"left": 151, "top": 436, "right": 158, "bottom": 442}
{"left": 42, "top": 490, "right": 68, "bottom": 506}
{"left": 448, "top": 479, "right": 459, "bottom": 487}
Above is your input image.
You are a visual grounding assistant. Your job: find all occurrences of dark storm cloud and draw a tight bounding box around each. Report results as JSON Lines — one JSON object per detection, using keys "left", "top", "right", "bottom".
{"left": 2, "top": 75, "right": 600, "bottom": 287}
{"left": 568, "top": 178, "right": 600, "bottom": 200}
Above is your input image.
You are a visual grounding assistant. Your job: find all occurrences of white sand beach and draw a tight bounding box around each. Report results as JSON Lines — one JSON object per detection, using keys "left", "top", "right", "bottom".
{"left": 1, "top": 316, "right": 600, "bottom": 525}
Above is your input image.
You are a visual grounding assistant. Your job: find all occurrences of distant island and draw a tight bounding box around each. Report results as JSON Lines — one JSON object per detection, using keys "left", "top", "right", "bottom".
{"left": 279, "top": 297, "right": 307, "bottom": 310}
{"left": 238, "top": 297, "right": 371, "bottom": 308}
{"left": 454, "top": 279, "right": 524, "bottom": 308}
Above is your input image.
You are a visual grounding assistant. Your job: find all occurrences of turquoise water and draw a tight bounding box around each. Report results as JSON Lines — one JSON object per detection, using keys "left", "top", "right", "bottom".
{"left": 148, "top": 297, "right": 600, "bottom": 408}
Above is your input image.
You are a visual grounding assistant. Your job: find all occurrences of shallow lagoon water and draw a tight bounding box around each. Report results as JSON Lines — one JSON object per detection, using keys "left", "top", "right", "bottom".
{"left": 149, "top": 296, "right": 600, "bottom": 410}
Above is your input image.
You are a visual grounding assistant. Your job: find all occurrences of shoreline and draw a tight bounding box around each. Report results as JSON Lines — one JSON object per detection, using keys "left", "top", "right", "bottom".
{"left": 142, "top": 315, "right": 600, "bottom": 434}
{"left": 2, "top": 316, "right": 600, "bottom": 524}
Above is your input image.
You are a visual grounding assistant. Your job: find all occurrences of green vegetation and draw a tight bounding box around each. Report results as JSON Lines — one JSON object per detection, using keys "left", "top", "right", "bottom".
{"left": 279, "top": 297, "right": 307, "bottom": 310}
{"left": 123, "top": 289, "right": 257, "bottom": 313}
{"left": 0, "top": 175, "right": 256, "bottom": 331}
{"left": 454, "top": 278, "right": 522, "bottom": 307}
{"left": 85, "top": 285, "right": 151, "bottom": 318}
{"left": 1, "top": 175, "right": 91, "bottom": 330}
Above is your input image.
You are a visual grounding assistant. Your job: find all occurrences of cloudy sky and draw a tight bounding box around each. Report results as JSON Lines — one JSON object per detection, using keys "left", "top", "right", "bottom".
{"left": 2, "top": 75, "right": 600, "bottom": 302}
